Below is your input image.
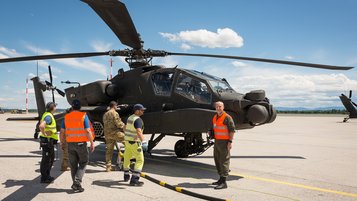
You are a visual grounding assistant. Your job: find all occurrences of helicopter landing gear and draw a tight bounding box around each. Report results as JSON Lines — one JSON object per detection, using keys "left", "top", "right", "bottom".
{"left": 147, "top": 133, "right": 166, "bottom": 154}
{"left": 174, "top": 132, "right": 214, "bottom": 158}
{"left": 343, "top": 117, "right": 349, "bottom": 122}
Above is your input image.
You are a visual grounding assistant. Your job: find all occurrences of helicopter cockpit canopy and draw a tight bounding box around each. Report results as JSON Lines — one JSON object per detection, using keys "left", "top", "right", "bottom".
{"left": 185, "top": 69, "right": 234, "bottom": 91}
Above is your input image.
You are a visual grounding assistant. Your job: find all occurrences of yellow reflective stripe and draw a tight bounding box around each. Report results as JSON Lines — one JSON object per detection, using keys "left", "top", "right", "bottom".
{"left": 159, "top": 181, "right": 166, "bottom": 186}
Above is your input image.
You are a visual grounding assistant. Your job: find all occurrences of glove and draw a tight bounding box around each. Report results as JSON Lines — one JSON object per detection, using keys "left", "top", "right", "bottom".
{"left": 141, "top": 141, "right": 148, "bottom": 152}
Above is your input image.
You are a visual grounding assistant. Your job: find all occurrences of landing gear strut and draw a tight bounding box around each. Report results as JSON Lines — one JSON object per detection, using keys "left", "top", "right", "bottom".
{"left": 174, "top": 132, "right": 213, "bottom": 158}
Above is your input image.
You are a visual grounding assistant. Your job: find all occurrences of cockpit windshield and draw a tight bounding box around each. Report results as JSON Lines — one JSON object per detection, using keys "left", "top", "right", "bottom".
{"left": 186, "top": 70, "right": 234, "bottom": 91}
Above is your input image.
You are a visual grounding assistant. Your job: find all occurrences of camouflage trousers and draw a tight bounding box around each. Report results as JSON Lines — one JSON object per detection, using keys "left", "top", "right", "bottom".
{"left": 105, "top": 131, "right": 124, "bottom": 167}
{"left": 61, "top": 140, "right": 69, "bottom": 170}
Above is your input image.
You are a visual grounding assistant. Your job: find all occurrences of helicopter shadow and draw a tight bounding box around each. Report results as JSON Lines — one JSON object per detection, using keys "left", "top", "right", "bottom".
{"left": 151, "top": 148, "right": 306, "bottom": 159}
{"left": 143, "top": 154, "right": 243, "bottom": 184}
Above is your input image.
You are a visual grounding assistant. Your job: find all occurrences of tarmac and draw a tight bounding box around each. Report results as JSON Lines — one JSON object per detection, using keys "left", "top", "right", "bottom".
{"left": 0, "top": 113, "right": 357, "bottom": 201}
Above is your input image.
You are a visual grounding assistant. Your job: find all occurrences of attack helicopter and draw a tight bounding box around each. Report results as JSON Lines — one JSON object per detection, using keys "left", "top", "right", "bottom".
{"left": 340, "top": 90, "right": 357, "bottom": 122}
{"left": 0, "top": 0, "right": 353, "bottom": 157}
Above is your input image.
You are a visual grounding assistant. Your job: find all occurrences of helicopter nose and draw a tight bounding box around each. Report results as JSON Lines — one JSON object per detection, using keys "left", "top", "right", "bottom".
{"left": 247, "top": 104, "right": 268, "bottom": 124}
{"left": 243, "top": 90, "right": 277, "bottom": 124}
{"left": 246, "top": 104, "right": 277, "bottom": 124}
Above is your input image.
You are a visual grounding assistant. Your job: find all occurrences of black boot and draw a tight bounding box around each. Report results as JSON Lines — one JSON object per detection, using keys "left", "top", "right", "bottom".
{"left": 214, "top": 177, "right": 227, "bottom": 190}
{"left": 130, "top": 175, "right": 144, "bottom": 186}
{"left": 124, "top": 171, "right": 130, "bottom": 182}
{"left": 212, "top": 177, "right": 223, "bottom": 185}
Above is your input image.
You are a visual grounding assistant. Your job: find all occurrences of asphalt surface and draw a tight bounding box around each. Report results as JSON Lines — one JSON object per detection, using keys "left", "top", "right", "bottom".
{"left": 0, "top": 113, "right": 357, "bottom": 201}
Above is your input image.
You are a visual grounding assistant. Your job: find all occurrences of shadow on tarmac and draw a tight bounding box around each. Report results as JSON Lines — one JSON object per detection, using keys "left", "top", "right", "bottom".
{"left": 2, "top": 162, "right": 68, "bottom": 201}
{"left": 92, "top": 179, "right": 129, "bottom": 189}
{"left": 0, "top": 137, "right": 37, "bottom": 142}
{"left": 1, "top": 141, "right": 304, "bottom": 199}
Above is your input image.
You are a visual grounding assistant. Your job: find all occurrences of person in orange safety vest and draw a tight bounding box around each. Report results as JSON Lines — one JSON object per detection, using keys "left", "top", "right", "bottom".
{"left": 60, "top": 99, "right": 94, "bottom": 193}
{"left": 211, "top": 101, "right": 235, "bottom": 190}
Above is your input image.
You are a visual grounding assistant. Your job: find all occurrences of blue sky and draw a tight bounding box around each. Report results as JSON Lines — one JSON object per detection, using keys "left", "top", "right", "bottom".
{"left": 1, "top": 0, "right": 357, "bottom": 109}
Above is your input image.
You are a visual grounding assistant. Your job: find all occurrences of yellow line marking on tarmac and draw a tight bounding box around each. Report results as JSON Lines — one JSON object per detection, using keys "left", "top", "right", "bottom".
{"left": 148, "top": 157, "right": 357, "bottom": 198}
{"left": 231, "top": 172, "right": 357, "bottom": 198}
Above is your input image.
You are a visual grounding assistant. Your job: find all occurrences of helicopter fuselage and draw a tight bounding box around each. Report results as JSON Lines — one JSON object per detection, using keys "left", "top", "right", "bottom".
{"left": 64, "top": 65, "right": 276, "bottom": 136}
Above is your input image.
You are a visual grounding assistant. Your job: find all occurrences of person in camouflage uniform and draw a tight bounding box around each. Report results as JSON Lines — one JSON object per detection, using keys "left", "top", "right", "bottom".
{"left": 103, "top": 101, "right": 125, "bottom": 172}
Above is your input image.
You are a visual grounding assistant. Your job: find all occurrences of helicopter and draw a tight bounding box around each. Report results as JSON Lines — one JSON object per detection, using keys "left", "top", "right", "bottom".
{"left": 339, "top": 90, "right": 357, "bottom": 122}
{"left": 0, "top": 0, "right": 353, "bottom": 157}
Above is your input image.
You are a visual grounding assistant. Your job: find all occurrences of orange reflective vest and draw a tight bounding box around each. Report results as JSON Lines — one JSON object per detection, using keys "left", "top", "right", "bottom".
{"left": 64, "top": 111, "right": 94, "bottom": 142}
{"left": 212, "top": 112, "right": 230, "bottom": 140}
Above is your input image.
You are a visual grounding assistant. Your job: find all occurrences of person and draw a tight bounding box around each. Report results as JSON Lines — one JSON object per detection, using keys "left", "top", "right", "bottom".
{"left": 123, "top": 104, "right": 146, "bottom": 186}
{"left": 211, "top": 101, "right": 235, "bottom": 189}
{"left": 39, "top": 102, "right": 58, "bottom": 183}
{"left": 60, "top": 108, "right": 72, "bottom": 172}
{"left": 103, "top": 101, "right": 125, "bottom": 172}
{"left": 61, "top": 139, "right": 69, "bottom": 171}
{"left": 60, "top": 99, "right": 94, "bottom": 192}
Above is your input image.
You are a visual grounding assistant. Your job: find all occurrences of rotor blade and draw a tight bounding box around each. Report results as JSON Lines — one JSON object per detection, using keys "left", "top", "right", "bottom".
{"left": 82, "top": 0, "right": 142, "bottom": 49}
{"left": 56, "top": 88, "right": 66, "bottom": 97}
{"left": 48, "top": 65, "right": 53, "bottom": 84}
{"left": 45, "top": 81, "right": 52, "bottom": 87}
{"left": 52, "top": 90, "right": 55, "bottom": 103}
{"left": 166, "top": 52, "right": 354, "bottom": 70}
{"left": 0, "top": 52, "right": 109, "bottom": 63}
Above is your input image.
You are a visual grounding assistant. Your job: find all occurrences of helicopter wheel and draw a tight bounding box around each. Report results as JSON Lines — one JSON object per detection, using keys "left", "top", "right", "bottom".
{"left": 174, "top": 140, "right": 189, "bottom": 158}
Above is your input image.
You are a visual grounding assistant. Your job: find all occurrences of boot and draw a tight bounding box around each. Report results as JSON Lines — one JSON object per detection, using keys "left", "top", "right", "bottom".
{"left": 124, "top": 172, "right": 130, "bottom": 182}
{"left": 212, "top": 177, "right": 223, "bottom": 185}
{"left": 61, "top": 166, "right": 69, "bottom": 171}
{"left": 214, "top": 177, "right": 227, "bottom": 190}
{"left": 106, "top": 165, "right": 112, "bottom": 172}
{"left": 129, "top": 175, "right": 144, "bottom": 186}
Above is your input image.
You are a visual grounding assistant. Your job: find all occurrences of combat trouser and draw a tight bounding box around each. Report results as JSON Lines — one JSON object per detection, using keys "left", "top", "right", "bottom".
{"left": 40, "top": 137, "right": 55, "bottom": 182}
{"left": 61, "top": 140, "right": 69, "bottom": 171}
{"left": 123, "top": 141, "right": 144, "bottom": 181}
{"left": 105, "top": 131, "right": 124, "bottom": 167}
{"left": 68, "top": 142, "right": 88, "bottom": 184}
{"left": 213, "top": 139, "right": 230, "bottom": 178}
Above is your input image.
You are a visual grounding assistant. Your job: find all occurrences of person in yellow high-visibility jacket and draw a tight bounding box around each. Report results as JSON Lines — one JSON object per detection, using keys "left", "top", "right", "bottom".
{"left": 39, "top": 102, "right": 58, "bottom": 183}
{"left": 123, "top": 104, "right": 146, "bottom": 186}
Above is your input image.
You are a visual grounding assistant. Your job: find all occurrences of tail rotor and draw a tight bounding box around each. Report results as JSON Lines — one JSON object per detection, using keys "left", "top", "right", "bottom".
{"left": 45, "top": 65, "right": 65, "bottom": 103}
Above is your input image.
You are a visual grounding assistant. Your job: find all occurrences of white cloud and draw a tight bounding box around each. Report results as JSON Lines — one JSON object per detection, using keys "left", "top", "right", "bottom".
{"left": 0, "top": 46, "right": 20, "bottom": 57}
{"left": 285, "top": 55, "right": 294, "bottom": 60}
{"left": 180, "top": 43, "right": 192, "bottom": 51}
{"left": 226, "top": 73, "right": 357, "bottom": 108}
{"left": 232, "top": 61, "right": 248, "bottom": 67}
{"left": 153, "top": 57, "right": 179, "bottom": 68}
{"left": 91, "top": 41, "right": 112, "bottom": 52}
{"left": 201, "top": 61, "right": 357, "bottom": 108}
{"left": 26, "top": 45, "right": 107, "bottom": 76}
{"left": 160, "top": 28, "right": 244, "bottom": 49}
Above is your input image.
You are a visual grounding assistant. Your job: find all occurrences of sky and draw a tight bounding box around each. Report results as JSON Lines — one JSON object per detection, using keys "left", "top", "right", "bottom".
{"left": 1, "top": 0, "right": 357, "bottom": 109}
